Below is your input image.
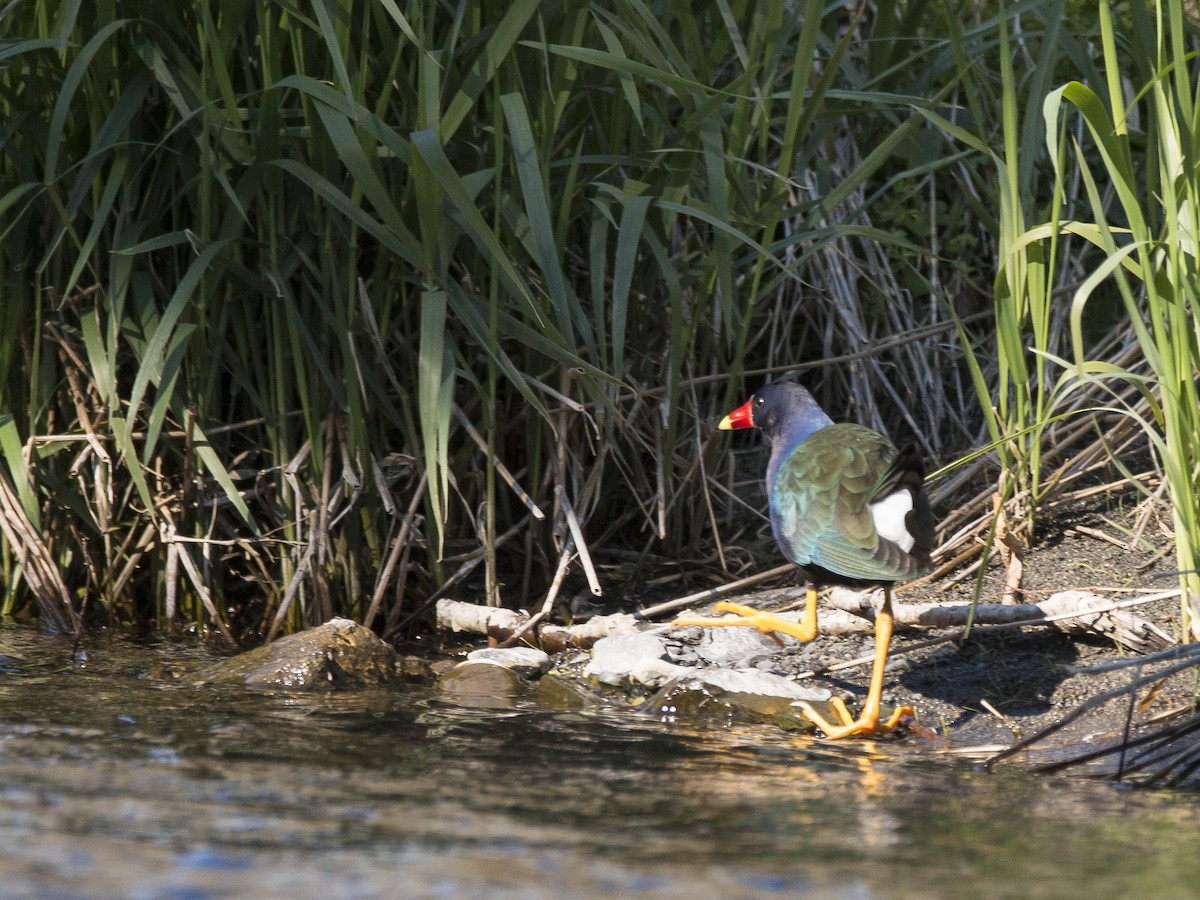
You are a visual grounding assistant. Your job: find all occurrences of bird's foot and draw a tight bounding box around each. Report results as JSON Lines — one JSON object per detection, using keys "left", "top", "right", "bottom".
{"left": 796, "top": 697, "right": 914, "bottom": 740}
{"left": 673, "top": 600, "right": 817, "bottom": 643}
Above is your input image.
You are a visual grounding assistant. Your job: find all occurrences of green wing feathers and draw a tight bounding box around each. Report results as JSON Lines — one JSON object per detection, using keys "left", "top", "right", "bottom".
{"left": 771, "top": 424, "right": 930, "bottom": 582}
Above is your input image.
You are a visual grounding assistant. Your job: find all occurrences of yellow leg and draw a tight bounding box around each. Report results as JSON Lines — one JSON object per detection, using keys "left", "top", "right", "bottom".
{"left": 796, "top": 588, "right": 914, "bottom": 739}
{"left": 673, "top": 586, "right": 819, "bottom": 643}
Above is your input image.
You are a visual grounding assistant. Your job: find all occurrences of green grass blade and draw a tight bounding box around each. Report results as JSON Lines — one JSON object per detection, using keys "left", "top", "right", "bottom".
{"left": 0, "top": 415, "right": 39, "bottom": 527}
{"left": 441, "top": 0, "right": 542, "bottom": 140}
{"left": 127, "top": 241, "right": 227, "bottom": 446}
{"left": 418, "top": 290, "right": 452, "bottom": 558}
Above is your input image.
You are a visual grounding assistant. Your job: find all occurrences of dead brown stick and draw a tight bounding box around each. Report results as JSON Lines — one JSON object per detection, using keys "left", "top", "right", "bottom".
{"left": 1070, "top": 524, "right": 1129, "bottom": 549}
{"left": 636, "top": 564, "right": 796, "bottom": 619}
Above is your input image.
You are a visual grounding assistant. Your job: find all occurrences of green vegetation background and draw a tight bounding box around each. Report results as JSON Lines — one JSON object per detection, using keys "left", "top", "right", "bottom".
{"left": 3, "top": 0, "right": 1198, "bottom": 642}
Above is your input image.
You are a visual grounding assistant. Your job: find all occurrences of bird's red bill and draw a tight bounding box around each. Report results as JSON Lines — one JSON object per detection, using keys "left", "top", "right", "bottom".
{"left": 718, "top": 398, "right": 755, "bottom": 430}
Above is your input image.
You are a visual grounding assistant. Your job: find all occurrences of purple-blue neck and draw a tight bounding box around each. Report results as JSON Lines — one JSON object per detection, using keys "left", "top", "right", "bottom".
{"left": 758, "top": 385, "right": 834, "bottom": 490}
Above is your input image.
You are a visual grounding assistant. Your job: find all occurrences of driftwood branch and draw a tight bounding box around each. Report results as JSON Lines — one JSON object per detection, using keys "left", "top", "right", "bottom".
{"left": 819, "top": 586, "right": 1173, "bottom": 653}
{"left": 439, "top": 586, "right": 1177, "bottom": 657}
{"left": 437, "top": 598, "right": 641, "bottom": 653}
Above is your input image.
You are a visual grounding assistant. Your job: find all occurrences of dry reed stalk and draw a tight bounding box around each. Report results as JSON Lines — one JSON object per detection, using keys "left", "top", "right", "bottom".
{"left": 364, "top": 472, "right": 428, "bottom": 630}
{"left": 159, "top": 517, "right": 236, "bottom": 644}
{"left": 0, "top": 469, "right": 79, "bottom": 634}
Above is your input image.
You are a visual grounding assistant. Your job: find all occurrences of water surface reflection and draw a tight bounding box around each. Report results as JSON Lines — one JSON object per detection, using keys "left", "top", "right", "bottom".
{"left": 0, "top": 627, "right": 1197, "bottom": 898}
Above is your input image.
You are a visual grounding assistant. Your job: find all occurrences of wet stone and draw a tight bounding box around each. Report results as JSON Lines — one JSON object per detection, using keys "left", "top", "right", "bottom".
{"left": 465, "top": 646, "right": 552, "bottom": 677}
{"left": 439, "top": 661, "right": 527, "bottom": 707}
{"left": 397, "top": 655, "right": 435, "bottom": 681}
{"left": 202, "top": 618, "right": 401, "bottom": 690}
{"left": 536, "top": 672, "right": 600, "bottom": 711}
{"left": 583, "top": 631, "right": 670, "bottom": 686}
{"left": 626, "top": 658, "right": 696, "bottom": 688}
{"left": 642, "top": 668, "right": 832, "bottom": 730}
{"left": 697, "top": 667, "right": 830, "bottom": 703}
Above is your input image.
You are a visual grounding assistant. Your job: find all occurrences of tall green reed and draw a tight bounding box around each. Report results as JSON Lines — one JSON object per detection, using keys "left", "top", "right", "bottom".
{"left": 919, "top": 0, "right": 1083, "bottom": 548}
{"left": 1036, "top": 0, "right": 1200, "bottom": 639}
{"left": 0, "top": 0, "right": 993, "bottom": 636}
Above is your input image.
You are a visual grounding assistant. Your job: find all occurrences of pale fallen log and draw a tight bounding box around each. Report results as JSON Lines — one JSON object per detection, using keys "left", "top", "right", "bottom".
{"left": 822, "top": 586, "right": 1173, "bottom": 653}
{"left": 1038, "top": 590, "right": 1175, "bottom": 653}
{"left": 438, "top": 587, "right": 1176, "bottom": 656}
{"left": 436, "top": 601, "right": 527, "bottom": 641}
{"left": 436, "top": 598, "right": 640, "bottom": 652}
{"left": 672, "top": 600, "right": 1166, "bottom": 657}
{"left": 539, "top": 613, "right": 641, "bottom": 654}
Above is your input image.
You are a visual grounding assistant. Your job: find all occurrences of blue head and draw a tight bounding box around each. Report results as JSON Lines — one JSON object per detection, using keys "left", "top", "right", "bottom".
{"left": 718, "top": 382, "right": 834, "bottom": 489}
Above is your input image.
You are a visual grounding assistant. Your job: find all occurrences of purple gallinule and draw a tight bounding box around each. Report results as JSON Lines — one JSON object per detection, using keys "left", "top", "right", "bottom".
{"left": 678, "top": 382, "right": 935, "bottom": 738}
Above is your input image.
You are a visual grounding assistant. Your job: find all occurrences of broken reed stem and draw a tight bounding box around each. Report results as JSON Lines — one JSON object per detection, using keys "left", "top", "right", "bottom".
{"left": 555, "top": 484, "right": 601, "bottom": 597}
{"left": 1071, "top": 524, "right": 1131, "bottom": 549}
{"left": 267, "top": 510, "right": 320, "bottom": 643}
{"left": 364, "top": 471, "right": 428, "bottom": 630}
{"left": 106, "top": 521, "right": 157, "bottom": 604}
{"left": 26, "top": 411, "right": 309, "bottom": 447}
{"left": 164, "top": 541, "right": 180, "bottom": 626}
{"left": 497, "top": 537, "right": 576, "bottom": 649}
{"left": 452, "top": 404, "right": 544, "bottom": 520}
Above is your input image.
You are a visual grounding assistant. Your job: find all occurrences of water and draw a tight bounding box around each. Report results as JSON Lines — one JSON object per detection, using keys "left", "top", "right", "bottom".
{"left": 1, "top": 627, "right": 1198, "bottom": 898}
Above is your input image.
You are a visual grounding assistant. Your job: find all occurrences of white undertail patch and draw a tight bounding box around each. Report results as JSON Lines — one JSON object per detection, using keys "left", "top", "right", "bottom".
{"left": 870, "top": 489, "right": 916, "bottom": 552}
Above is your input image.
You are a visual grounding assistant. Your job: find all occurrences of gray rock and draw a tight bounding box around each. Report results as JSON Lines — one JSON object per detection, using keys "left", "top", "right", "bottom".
{"left": 697, "top": 667, "right": 830, "bottom": 702}
{"left": 581, "top": 625, "right": 836, "bottom": 711}
{"left": 627, "top": 657, "right": 695, "bottom": 688}
{"left": 689, "top": 626, "right": 781, "bottom": 669}
{"left": 202, "top": 618, "right": 400, "bottom": 690}
{"left": 466, "top": 646, "right": 552, "bottom": 677}
{"left": 641, "top": 667, "right": 832, "bottom": 729}
{"left": 583, "top": 631, "right": 670, "bottom": 686}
